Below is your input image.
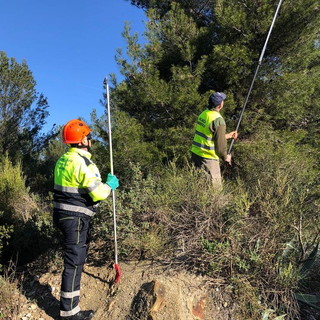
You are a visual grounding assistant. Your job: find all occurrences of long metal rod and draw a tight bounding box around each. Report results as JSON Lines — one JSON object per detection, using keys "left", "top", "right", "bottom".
{"left": 104, "top": 76, "right": 118, "bottom": 266}
{"left": 228, "top": 0, "right": 284, "bottom": 154}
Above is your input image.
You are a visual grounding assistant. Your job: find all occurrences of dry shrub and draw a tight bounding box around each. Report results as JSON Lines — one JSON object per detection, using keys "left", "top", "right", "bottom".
{"left": 0, "top": 155, "right": 37, "bottom": 222}
{"left": 147, "top": 162, "right": 305, "bottom": 319}
{"left": 0, "top": 155, "right": 55, "bottom": 267}
{"left": 93, "top": 155, "right": 316, "bottom": 318}
{"left": 92, "top": 162, "right": 167, "bottom": 260}
{"left": 0, "top": 263, "right": 24, "bottom": 319}
{"left": 152, "top": 165, "right": 232, "bottom": 271}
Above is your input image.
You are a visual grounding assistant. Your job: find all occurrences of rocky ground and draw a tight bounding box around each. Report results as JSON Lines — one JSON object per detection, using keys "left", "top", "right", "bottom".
{"left": 4, "top": 241, "right": 319, "bottom": 320}
{"left": 5, "top": 259, "right": 320, "bottom": 320}
{"left": 14, "top": 259, "right": 236, "bottom": 320}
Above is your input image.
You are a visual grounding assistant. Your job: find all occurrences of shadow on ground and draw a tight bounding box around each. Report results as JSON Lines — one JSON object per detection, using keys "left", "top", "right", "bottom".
{"left": 22, "top": 273, "right": 60, "bottom": 320}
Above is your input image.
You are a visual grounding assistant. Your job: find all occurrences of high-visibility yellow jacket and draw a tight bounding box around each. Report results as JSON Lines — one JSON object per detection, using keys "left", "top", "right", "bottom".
{"left": 191, "top": 109, "right": 223, "bottom": 160}
{"left": 53, "top": 148, "right": 111, "bottom": 217}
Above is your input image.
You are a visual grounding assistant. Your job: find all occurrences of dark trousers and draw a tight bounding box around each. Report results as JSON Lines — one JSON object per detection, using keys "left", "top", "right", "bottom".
{"left": 53, "top": 211, "right": 91, "bottom": 317}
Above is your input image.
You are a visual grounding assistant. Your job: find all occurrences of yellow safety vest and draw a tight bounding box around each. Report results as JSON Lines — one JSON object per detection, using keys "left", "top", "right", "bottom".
{"left": 53, "top": 148, "right": 111, "bottom": 217}
{"left": 191, "top": 109, "right": 222, "bottom": 160}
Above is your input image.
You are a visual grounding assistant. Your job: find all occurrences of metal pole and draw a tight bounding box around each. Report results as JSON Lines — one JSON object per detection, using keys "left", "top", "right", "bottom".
{"left": 228, "top": 0, "right": 284, "bottom": 154}
{"left": 104, "top": 77, "right": 120, "bottom": 281}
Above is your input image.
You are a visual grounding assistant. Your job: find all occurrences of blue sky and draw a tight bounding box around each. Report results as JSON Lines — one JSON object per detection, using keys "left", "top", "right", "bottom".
{"left": 0, "top": 0, "right": 146, "bottom": 132}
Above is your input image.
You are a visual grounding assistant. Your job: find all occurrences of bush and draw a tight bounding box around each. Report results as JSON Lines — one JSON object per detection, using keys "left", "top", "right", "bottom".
{"left": 222, "top": 129, "right": 318, "bottom": 319}
{"left": 90, "top": 143, "right": 318, "bottom": 319}
{"left": 0, "top": 213, "right": 13, "bottom": 272}
{"left": 0, "top": 155, "right": 56, "bottom": 267}
{"left": 92, "top": 162, "right": 167, "bottom": 260}
{"left": 0, "top": 263, "right": 24, "bottom": 319}
{"left": 0, "top": 155, "right": 36, "bottom": 222}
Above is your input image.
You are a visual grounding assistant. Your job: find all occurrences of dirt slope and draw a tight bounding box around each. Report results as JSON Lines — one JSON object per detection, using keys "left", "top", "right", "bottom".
{"left": 17, "top": 260, "right": 236, "bottom": 320}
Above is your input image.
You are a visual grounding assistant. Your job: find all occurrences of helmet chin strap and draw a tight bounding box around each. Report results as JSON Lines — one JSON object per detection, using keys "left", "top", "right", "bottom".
{"left": 78, "top": 144, "right": 91, "bottom": 152}
{"left": 69, "top": 143, "right": 91, "bottom": 152}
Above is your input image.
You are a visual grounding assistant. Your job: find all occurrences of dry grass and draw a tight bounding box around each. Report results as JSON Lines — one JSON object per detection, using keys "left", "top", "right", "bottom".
{"left": 0, "top": 262, "right": 24, "bottom": 320}
{"left": 89, "top": 157, "right": 317, "bottom": 319}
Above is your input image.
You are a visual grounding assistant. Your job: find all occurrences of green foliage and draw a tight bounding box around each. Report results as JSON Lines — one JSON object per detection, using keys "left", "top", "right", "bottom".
{"left": 17, "top": 1, "right": 320, "bottom": 318}
{"left": 0, "top": 213, "right": 13, "bottom": 272}
{"left": 89, "top": 148, "right": 317, "bottom": 318}
{"left": 28, "top": 126, "right": 66, "bottom": 194}
{"left": 111, "top": 4, "right": 209, "bottom": 165}
{"left": 0, "top": 155, "right": 34, "bottom": 222}
{"left": 233, "top": 127, "right": 318, "bottom": 241}
{"left": 0, "top": 155, "right": 55, "bottom": 266}
{"left": 8, "top": 209, "right": 55, "bottom": 265}
{"left": 91, "top": 109, "right": 163, "bottom": 182}
{"left": 0, "top": 1, "right": 319, "bottom": 319}
{"left": 92, "top": 162, "right": 167, "bottom": 259}
{"left": 0, "top": 51, "right": 57, "bottom": 194}
{"left": 150, "top": 3, "right": 203, "bottom": 63}
{"left": 0, "top": 51, "right": 59, "bottom": 266}
{"left": 0, "top": 51, "right": 53, "bottom": 162}
{"left": 115, "top": 0, "right": 320, "bottom": 174}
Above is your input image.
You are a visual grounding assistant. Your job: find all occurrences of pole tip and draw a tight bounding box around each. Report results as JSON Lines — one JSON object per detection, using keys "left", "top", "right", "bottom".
{"left": 103, "top": 77, "right": 108, "bottom": 85}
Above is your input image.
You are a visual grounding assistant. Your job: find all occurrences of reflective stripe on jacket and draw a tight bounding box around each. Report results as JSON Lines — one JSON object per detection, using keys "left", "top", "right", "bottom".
{"left": 53, "top": 148, "right": 111, "bottom": 216}
{"left": 191, "top": 109, "right": 222, "bottom": 160}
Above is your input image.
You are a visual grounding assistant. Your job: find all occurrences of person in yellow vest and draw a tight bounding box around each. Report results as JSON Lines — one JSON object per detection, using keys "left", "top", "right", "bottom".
{"left": 53, "top": 119, "right": 119, "bottom": 320}
{"left": 191, "top": 92, "right": 238, "bottom": 186}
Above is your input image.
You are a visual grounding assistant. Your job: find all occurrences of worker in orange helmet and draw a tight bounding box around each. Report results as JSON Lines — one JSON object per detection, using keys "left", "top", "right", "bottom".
{"left": 53, "top": 119, "right": 119, "bottom": 320}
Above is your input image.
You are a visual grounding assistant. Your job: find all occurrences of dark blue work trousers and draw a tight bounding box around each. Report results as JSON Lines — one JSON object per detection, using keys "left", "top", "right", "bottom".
{"left": 53, "top": 210, "right": 91, "bottom": 317}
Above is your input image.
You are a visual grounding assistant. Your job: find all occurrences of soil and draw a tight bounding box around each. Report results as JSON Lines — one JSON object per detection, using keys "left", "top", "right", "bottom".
{"left": 16, "top": 258, "right": 236, "bottom": 320}
{"left": 7, "top": 255, "right": 319, "bottom": 320}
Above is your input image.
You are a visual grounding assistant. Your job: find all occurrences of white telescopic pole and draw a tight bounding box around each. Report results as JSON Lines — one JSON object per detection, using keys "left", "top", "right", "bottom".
{"left": 104, "top": 77, "right": 118, "bottom": 267}
{"left": 228, "top": 0, "right": 284, "bottom": 154}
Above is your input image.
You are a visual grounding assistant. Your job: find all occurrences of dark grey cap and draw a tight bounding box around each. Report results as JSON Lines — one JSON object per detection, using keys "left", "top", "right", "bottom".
{"left": 208, "top": 92, "right": 226, "bottom": 107}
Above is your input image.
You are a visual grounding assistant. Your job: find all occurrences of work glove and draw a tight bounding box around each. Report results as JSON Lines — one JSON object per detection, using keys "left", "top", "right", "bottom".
{"left": 106, "top": 173, "right": 119, "bottom": 190}
{"left": 225, "top": 154, "right": 232, "bottom": 165}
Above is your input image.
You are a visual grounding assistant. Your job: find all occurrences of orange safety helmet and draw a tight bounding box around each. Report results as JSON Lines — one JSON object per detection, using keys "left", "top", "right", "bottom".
{"left": 62, "top": 119, "right": 91, "bottom": 144}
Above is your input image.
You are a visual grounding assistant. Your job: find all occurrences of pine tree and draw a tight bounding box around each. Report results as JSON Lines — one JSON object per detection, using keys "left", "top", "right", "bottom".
{"left": 0, "top": 51, "right": 53, "bottom": 161}
{"left": 112, "top": 4, "right": 209, "bottom": 164}
{"left": 0, "top": 51, "right": 56, "bottom": 191}
{"left": 113, "top": 1, "right": 319, "bottom": 166}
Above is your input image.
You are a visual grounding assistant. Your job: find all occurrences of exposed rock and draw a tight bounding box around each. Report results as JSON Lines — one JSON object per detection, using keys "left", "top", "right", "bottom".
{"left": 191, "top": 296, "right": 206, "bottom": 319}
{"left": 128, "top": 280, "right": 165, "bottom": 320}
{"left": 150, "top": 280, "right": 166, "bottom": 315}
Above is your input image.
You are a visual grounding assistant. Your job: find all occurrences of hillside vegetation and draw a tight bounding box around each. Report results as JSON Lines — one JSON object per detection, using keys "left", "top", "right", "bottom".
{"left": 1, "top": 0, "right": 320, "bottom": 319}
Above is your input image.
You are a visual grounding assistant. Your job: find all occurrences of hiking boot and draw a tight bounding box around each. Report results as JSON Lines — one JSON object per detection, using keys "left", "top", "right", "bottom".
{"left": 60, "top": 310, "right": 94, "bottom": 320}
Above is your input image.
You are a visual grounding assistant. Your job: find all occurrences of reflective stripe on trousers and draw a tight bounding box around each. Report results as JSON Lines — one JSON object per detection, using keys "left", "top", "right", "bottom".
{"left": 60, "top": 305, "right": 80, "bottom": 317}
{"left": 53, "top": 212, "right": 91, "bottom": 317}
